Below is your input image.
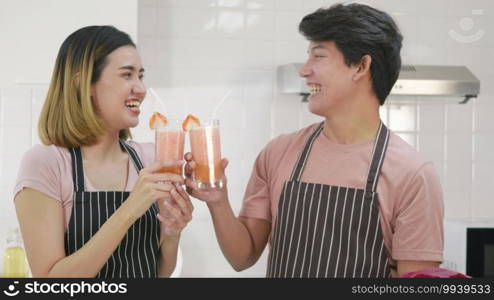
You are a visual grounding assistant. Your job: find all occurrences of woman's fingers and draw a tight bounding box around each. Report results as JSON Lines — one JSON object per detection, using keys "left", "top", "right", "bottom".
{"left": 170, "top": 189, "right": 192, "bottom": 221}
{"left": 176, "top": 184, "right": 194, "bottom": 213}
{"left": 163, "top": 201, "right": 187, "bottom": 227}
{"left": 153, "top": 182, "right": 175, "bottom": 192}
{"left": 146, "top": 173, "right": 184, "bottom": 186}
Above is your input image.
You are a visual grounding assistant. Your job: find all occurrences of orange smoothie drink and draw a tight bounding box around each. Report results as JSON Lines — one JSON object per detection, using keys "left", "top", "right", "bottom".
{"left": 155, "top": 119, "right": 185, "bottom": 176}
{"left": 189, "top": 119, "right": 223, "bottom": 189}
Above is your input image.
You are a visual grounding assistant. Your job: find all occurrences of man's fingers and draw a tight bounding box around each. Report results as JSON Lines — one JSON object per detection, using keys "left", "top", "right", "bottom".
{"left": 184, "top": 161, "right": 196, "bottom": 177}
{"left": 221, "top": 158, "right": 229, "bottom": 169}
{"left": 184, "top": 152, "right": 193, "bottom": 161}
{"left": 184, "top": 177, "right": 197, "bottom": 191}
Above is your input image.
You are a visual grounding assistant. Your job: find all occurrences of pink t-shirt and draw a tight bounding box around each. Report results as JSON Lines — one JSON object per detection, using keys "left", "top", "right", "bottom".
{"left": 239, "top": 123, "right": 444, "bottom": 267}
{"left": 13, "top": 141, "right": 154, "bottom": 229}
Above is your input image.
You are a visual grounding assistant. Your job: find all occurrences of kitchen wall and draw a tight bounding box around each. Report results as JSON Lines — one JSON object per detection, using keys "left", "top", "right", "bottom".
{"left": 1, "top": 0, "right": 493, "bottom": 277}
{"left": 0, "top": 0, "right": 139, "bottom": 88}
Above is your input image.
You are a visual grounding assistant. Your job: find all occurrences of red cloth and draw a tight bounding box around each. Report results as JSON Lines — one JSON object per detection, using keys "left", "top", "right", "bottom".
{"left": 401, "top": 268, "right": 471, "bottom": 278}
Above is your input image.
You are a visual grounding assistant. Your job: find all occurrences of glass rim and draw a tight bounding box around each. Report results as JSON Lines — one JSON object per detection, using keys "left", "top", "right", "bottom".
{"left": 154, "top": 119, "right": 184, "bottom": 131}
{"left": 191, "top": 119, "right": 220, "bottom": 129}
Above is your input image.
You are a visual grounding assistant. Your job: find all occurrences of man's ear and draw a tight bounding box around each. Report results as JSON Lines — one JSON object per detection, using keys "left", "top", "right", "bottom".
{"left": 353, "top": 54, "right": 372, "bottom": 81}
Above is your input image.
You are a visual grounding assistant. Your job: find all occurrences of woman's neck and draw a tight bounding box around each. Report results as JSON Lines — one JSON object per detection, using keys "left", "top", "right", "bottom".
{"left": 81, "top": 132, "right": 124, "bottom": 163}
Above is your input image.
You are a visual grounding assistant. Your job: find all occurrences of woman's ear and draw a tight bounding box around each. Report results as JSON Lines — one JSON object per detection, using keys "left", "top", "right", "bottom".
{"left": 72, "top": 73, "right": 80, "bottom": 89}
{"left": 353, "top": 54, "right": 372, "bottom": 81}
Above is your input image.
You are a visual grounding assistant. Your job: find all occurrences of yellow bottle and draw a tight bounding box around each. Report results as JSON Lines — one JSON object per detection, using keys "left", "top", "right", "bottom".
{"left": 3, "top": 228, "right": 29, "bottom": 278}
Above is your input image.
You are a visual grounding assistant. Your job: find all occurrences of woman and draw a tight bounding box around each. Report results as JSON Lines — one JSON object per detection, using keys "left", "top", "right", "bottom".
{"left": 13, "top": 25, "right": 192, "bottom": 278}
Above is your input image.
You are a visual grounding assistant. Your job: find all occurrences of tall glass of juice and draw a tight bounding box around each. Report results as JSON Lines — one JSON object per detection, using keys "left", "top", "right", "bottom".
{"left": 155, "top": 119, "right": 185, "bottom": 176}
{"left": 189, "top": 119, "right": 223, "bottom": 189}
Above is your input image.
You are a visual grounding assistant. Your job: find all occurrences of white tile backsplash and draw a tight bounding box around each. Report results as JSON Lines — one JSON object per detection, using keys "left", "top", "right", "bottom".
{"left": 217, "top": 10, "right": 245, "bottom": 36}
{"left": 418, "top": 104, "right": 445, "bottom": 133}
{"left": 274, "top": 0, "right": 301, "bottom": 11}
{"left": 446, "top": 100, "right": 474, "bottom": 133}
{"left": 0, "top": 126, "right": 32, "bottom": 156}
{"left": 156, "top": 8, "right": 217, "bottom": 38}
{"left": 446, "top": 133, "right": 473, "bottom": 162}
{"left": 275, "top": 12, "right": 305, "bottom": 40}
{"left": 218, "top": 0, "right": 245, "bottom": 8}
{"left": 2, "top": 0, "right": 494, "bottom": 278}
{"left": 247, "top": 0, "right": 275, "bottom": 10}
{"left": 245, "top": 11, "right": 276, "bottom": 39}
{"left": 443, "top": 186, "right": 471, "bottom": 219}
{"left": 472, "top": 162, "right": 494, "bottom": 218}
{"left": 474, "top": 133, "right": 494, "bottom": 162}
{"left": 418, "top": 133, "right": 445, "bottom": 164}
{"left": 0, "top": 88, "right": 32, "bottom": 126}
{"left": 241, "top": 40, "right": 275, "bottom": 69}
{"left": 388, "top": 104, "right": 417, "bottom": 132}
{"left": 475, "top": 102, "right": 494, "bottom": 132}
{"left": 158, "top": 0, "right": 218, "bottom": 9}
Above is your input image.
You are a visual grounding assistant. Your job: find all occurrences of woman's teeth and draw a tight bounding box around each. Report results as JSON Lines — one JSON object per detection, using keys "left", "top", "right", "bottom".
{"left": 125, "top": 101, "right": 141, "bottom": 108}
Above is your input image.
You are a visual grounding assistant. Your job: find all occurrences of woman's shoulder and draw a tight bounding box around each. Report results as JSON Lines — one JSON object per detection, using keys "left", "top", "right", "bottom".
{"left": 15, "top": 144, "right": 72, "bottom": 202}
{"left": 22, "top": 144, "right": 70, "bottom": 165}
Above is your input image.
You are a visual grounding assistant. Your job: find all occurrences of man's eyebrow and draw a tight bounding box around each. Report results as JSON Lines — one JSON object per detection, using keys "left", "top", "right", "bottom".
{"left": 307, "top": 44, "right": 327, "bottom": 53}
{"left": 311, "top": 45, "right": 326, "bottom": 51}
{"left": 119, "top": 65, "right": 145, "bottom": 72}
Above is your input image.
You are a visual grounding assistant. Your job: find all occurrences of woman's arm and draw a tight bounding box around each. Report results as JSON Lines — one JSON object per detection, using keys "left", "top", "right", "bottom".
{"left": 156, "top": 184, "right": 193, "bottom": 277}
{"left": 15, "top": 188, "right": 135, "bottom": 277}
{"left": 15, "top": 161, "right": 183, "bottom": 278}
{"left": 158, "top": 236, "right": 180, "bottom": 277}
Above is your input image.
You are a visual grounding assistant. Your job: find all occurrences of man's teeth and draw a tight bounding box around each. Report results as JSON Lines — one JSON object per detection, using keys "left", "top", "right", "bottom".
{"left": 309, "top": 85, "right": 321, "bottom": 95}
{"left": 126, "top": 101, "right": 140, "bottom": 108}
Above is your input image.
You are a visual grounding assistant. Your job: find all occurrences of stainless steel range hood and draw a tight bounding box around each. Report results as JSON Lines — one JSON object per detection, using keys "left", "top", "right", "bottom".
{"left": 277, "top": 63, "right": 481, "bottom": 103}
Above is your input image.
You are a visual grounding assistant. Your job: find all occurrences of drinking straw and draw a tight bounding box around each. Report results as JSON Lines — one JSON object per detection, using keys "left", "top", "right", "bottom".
{"left": 211, "top": 89, "right": 232, "bottom": 119}
{"left": 149, "top": 87, "right": 168, "bottom": 115}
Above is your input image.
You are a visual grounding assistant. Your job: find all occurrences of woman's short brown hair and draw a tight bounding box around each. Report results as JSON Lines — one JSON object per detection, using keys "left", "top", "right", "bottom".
{"left": 38, "top": 25, "right": 135, "bottom": 148}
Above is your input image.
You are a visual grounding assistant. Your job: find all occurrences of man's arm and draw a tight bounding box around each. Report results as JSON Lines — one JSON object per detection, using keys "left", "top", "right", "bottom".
{"left": 394, "top": 260, "right": 440, "bottom": 277}
{"left": 391, "top": 162, "right": 444, "bottom": 277}
{"left": 204, "top": 193, "right": 271, "bottom": 271}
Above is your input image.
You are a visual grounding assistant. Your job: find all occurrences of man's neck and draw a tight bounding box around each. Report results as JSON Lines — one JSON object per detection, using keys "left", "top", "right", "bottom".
{"left": 321, "top": 95, "right": 382, "bottom": 145}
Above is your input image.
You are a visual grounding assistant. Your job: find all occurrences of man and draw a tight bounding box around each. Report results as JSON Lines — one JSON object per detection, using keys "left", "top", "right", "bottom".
{"left": 185, "top": 3, "right": 444, "bottom": 278}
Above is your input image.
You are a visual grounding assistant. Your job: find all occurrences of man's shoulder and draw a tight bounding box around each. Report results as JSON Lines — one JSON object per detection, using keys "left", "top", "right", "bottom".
{"left": 386, "top": 132, "right": 435, "bottom": 175}
{"left": 265, "top": 122, "right": 322, "bottom": 153}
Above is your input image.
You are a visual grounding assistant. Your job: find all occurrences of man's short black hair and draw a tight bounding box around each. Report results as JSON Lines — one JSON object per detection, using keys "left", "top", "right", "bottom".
{"left": 299, "top": 3, "right": 403, "bottom": 105}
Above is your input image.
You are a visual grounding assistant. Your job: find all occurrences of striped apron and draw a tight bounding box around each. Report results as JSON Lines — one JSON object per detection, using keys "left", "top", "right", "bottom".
{"left": 267, "top": 122, "right": 391, "bottom": 278}
{"left": 65, "top": 140, "right": 160, "bottom": 278}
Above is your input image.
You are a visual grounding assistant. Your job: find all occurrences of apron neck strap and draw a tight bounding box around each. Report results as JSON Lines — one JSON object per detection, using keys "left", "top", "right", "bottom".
{"left": 119, "top": 140, "right": 145, "bottom": 173}
{"left": 364, "top": 122, "right": 390, "bottom": 193}
{"left": 289, "top": 122, "right": 324, "bottom": 181}
{"left": 69, "top": 140, "right": 145, "bottom": 192}
{"left": 69, "top": 147, "right": 85, "bottom": 192}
